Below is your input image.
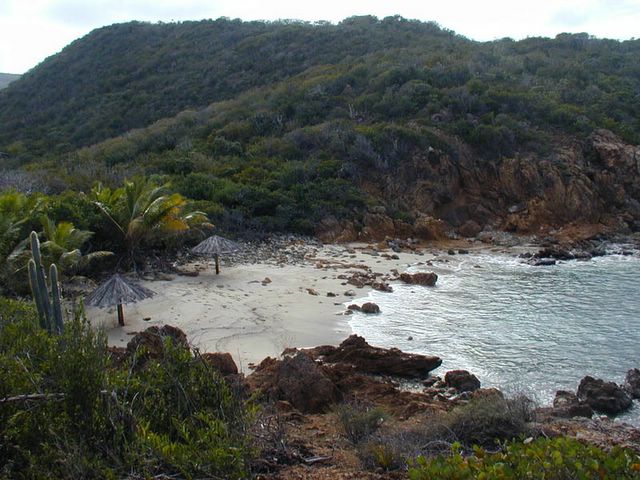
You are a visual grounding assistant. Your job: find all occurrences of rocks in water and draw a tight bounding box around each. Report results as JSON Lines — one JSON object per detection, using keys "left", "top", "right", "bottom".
{"left": 551, "top": 390, "right": 593, "bottom": 418}
{"left": 444, "top": 370, "right": 481, "bottom": 392}
{"left": 623, "top": 368, "right": 640, "bottom": 399}
{"left": 344, "top": 290, "right": 356, "bottom": 297}
{"left": 361, "top": 302, "right": 380, "bottom": 314}
{"left": 202, "top": 352, "right": 239, "bottom": 376}
{"left": 306, "top": 334, "right": 442, "bottom": 379}
{"left": 372, "top": 281, "right": 393, "bottom": 292}
{"left": 577, "top": 375, "right": 633, "bottom": 415}
{"left": 399, "top": 272, "right": 438, "bottom": 286}
{"left": 531, "top": 259, "right": 556, "bottom": 266}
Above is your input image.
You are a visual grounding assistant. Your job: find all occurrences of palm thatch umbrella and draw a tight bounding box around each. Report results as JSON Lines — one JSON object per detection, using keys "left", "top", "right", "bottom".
{"left": 85, "top": 273, "right": 155, "bottom": 326}
{"left": 191, "top": 235, "right": 242, "bottom": 274}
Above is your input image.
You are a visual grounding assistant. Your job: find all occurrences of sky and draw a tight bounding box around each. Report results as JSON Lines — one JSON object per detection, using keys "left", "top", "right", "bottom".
{"left": 1, "top": 0, "right": 639, "bottom": 74}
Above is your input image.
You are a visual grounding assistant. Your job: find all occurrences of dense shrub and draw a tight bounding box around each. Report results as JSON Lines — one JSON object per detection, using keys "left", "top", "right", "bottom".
{"left": 334, "top": 400, "right": 386, "bottom": 445}
{"left": 0, "top": 307, "right": 252, "bottom": 479}
{"left": 409, "top": 437, "right": 640, "bottom": 479}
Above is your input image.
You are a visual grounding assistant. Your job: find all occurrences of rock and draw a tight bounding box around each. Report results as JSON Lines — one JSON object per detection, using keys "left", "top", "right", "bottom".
{"left": 623, "top": 368, "right": 640, "bottom": 399}
{"left": 202, "top": 352, "right": 239, "bottom": 376}
{"left": 361, "top": 212, "right": 396, "bottom": 241}
{"left": 447, "top": 249, "right": 456, "bottom": 255}
{"left": 126, "top": 325, "right": 189, "bottom": 361}
{"left": 347, "top": 304, "right": 362, "bottom": 311}
{"left": 372, "top": 282, "right": 393, "bottom": 292}
{"left": 274, "top": 352, "right": 341, "bottom": 413}
{"left": 444, "top": 370, "right": 481, "bottom": 392}
{"left": 361, "top": 302, "right": 380, "bottom": 314}
{"left": 577, "top": 376, "right": 633, "bottom": 415}
{"left": 306, "top": 288, "right": 319, "bottom": 296}
{"left": 458, "top": 249, "right": 469, "bottom": 254}
{"left": 326, "top": 292, "right": 337, "bottom": 297}
{"left": 344, "top": 290, "right": 356, "bottom": 297}
{"left": 551, "top": 390, "right": 593, "bottom": 418}
{"left": 306, "top": 335, "right": 441, "bottom": 379}
{"left": 413, "top": 215, "right": 447, "bottom": 240}
{"left": 399, "top": 272, "right": 438, "bottom": 286}
{"left": 531, "top": 259, "right": 556, "bottom": 266}
{"left": 458, "top": 220, "right": 482, "bottom": 238}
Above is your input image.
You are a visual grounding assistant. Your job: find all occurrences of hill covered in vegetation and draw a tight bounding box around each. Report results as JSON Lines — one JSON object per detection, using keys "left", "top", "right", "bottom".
{"left": 0, "top": 73, "right": 20, "bottom": 90}
{"left": 1, "top": 16, "right": 640, "bottom": 238}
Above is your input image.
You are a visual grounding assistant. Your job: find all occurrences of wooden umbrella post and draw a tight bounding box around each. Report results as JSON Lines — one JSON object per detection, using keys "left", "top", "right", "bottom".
{"left": 214, "top": 253, "right": 220, "bottom": 275}
{"left": 117, "top": 303, "right": 125, "bottom": 326}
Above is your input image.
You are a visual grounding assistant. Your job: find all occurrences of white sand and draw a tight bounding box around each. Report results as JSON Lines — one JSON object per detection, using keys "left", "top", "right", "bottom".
{"left": 88, "top": 243, "right": 468, "bottom": 370}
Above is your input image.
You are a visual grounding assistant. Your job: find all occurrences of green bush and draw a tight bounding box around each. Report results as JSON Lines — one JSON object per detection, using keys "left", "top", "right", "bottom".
{"left": 0, "top": 308, "right": 252, "bottom": 479}
{"left": 334, "top": 400, "right": 386, "bottom": 445}
{"left": 409, "top": 437, "right": 640, "bottom": 479}
{"left": 443, "top": 393, "right": 534, "bottom": 448}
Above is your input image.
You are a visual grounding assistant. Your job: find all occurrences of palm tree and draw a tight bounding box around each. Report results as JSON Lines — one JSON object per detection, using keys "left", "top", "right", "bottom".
{"left": 0, "top": 191, "right": 41, "bottom": 292}
{"left": 90, "top": 177, "right": 209, "bottom": 266}
{"left": 39, "top": 216, "right": 113, "bottom": 275}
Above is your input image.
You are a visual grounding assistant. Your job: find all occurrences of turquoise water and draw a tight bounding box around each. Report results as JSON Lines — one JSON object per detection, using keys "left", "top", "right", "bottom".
{"left": 349, "top": 252, "right": 640, "bottom": 423}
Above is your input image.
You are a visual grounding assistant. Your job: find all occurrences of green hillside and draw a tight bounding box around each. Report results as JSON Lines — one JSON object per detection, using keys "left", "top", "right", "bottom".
{"left": 1, "top": 17, "right": 639, "bottom": 235}
{"left": 0, "top": 73, "right": 20, "bottom": 90}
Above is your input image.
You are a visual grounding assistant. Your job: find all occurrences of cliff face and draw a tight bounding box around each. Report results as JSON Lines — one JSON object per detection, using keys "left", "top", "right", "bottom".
{"left": 321, "top": 129, "right": 640, "bottom": 242}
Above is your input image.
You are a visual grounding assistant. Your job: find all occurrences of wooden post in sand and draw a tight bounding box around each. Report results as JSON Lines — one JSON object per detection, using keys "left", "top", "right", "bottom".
{"left": 214, "top": 253, "right": 220, "bottom": 275}
{"left": 117, "top": 303, "right": 125, "bottom": 326}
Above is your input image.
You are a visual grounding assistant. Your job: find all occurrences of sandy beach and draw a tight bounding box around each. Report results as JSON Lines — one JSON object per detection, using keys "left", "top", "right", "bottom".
{"left": 88, "top": 240, "right": 493, "bottom": 369}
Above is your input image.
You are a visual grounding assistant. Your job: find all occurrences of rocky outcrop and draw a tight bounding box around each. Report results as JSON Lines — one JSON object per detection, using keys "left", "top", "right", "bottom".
{"left": 577, "top": 376, "right": 633, "bottom": 415}
{"left": 361, "top": 302, "right": 380, "bottom": 314}
{"left": 444, "top": 370, "right": 481, "bottom": 392}
{"left": 250, "top": 352, "right": 341, "bottom": 413}
{"left": 361, "top": 128, "right": 640, "bottom": 240}
{"left": 551, "top": 390, "right": 593, "bottom": 418}
{"left": 306, "top": 335, "right": 441, "bottom": 378}
{"left": 202, "top": 352, "right": 239, "bottom": 376}
{"left": 126, "top": 325, "right": 189, "bottom": 360}
{"left": 624, "top": 368, "right": 640, "bottom": 399}
{"left": 399, "top": 272, "right": 438, "bottom": 286}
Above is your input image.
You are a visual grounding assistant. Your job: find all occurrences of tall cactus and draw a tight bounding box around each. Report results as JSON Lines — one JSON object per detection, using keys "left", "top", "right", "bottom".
{"left": 27, "top": 231, "right": 64, "bottom": 334}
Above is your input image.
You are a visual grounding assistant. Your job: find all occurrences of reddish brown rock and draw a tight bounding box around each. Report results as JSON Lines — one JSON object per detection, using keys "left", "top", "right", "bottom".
{"left": 444, "top": 370, "right": 481, "bottom": 392}
{"left": 361, "top": 302, "right": 380, "bottom": 314}
{"left": 458, "top": 220, "right": 482, "bottom": 238}
{"left": 307, "top": 335, "right": 441, "bottom": 379}
{"left": 360, "top": 212, "right": 396, "bottom": 241}
{"left": 624, "top": 368, "right": 640, "bottom": 399}
{"left": 399, "top": 272, "right": 438, "bottom": 286}
{"left": 126, "top": 325, "right": 189, "bottom": 359}
{"left": 202, "top": 352, "right": 239, "bottom": 376}
{"left": 577, "top": 376, "right": 632, "bottom": 415}
{"left": 413, "top": 215, "right": 447, "bottom": 240}
{"left": 268, "top": 352, "right": 342, "bottom": 413}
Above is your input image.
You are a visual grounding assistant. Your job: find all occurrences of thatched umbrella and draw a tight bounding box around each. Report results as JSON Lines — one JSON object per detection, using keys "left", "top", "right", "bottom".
{"left": 85, "top": 274, "right": 155, "bottom": 326}
{"left": 191, "top": 235, "right": 241, "bottom": 274}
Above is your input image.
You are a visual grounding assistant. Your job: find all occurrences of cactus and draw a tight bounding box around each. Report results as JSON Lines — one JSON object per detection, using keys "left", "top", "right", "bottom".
{"left": 27, "top": 231, "right": 64, "bottom": 334}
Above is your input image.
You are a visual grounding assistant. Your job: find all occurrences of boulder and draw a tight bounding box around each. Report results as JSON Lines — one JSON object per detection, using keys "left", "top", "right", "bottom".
{"left": 306, "top": 335, "right": 441, "bottom": 379}
{"left": 623, "top": 368, "right": 640, "bottom": 399}
{"left": 551, "top": 390, "right": 593, "bottom": 418}
{"left": 361, "top": 213, "right": 396, "bottom": 241}
{"left": 413, "top": 216, "right": 447, "bottom": 240}
{"left": 202, "top": 352, "right": 239, "bottom": 376}
{"left": 458, "top": 220, "right": 482, "bottom": 238}
{"left": 126, "top": 325, "right": 189, "bottom": 360}
{"left": 399, "top": 272, "right": 438, "bottom": 286}
{"left": 361, "top": 302, "right": 380, "bottom": 314}
{"left": 444, "top": 370, "right": 481, "bottom": 392}
{"left": 577, "top": 376, "right": 633, "bottom": 415}
{"left": 274, "top": 352, "right": 341, "bottom": 413}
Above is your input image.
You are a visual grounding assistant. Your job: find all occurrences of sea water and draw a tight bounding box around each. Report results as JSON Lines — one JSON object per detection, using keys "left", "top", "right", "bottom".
{"left": 349, "top": 251, "right": 640, "bottom": 424}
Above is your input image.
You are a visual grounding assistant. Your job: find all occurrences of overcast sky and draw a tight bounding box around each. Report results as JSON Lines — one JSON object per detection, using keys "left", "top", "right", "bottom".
{"left": 1, "top": 0, "right": 639, "bottom": 73}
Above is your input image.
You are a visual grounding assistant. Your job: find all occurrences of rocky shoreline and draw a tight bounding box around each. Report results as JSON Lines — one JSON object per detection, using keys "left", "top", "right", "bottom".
{"left": 113, "top": 326, "right": 640, "bottom": 478}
